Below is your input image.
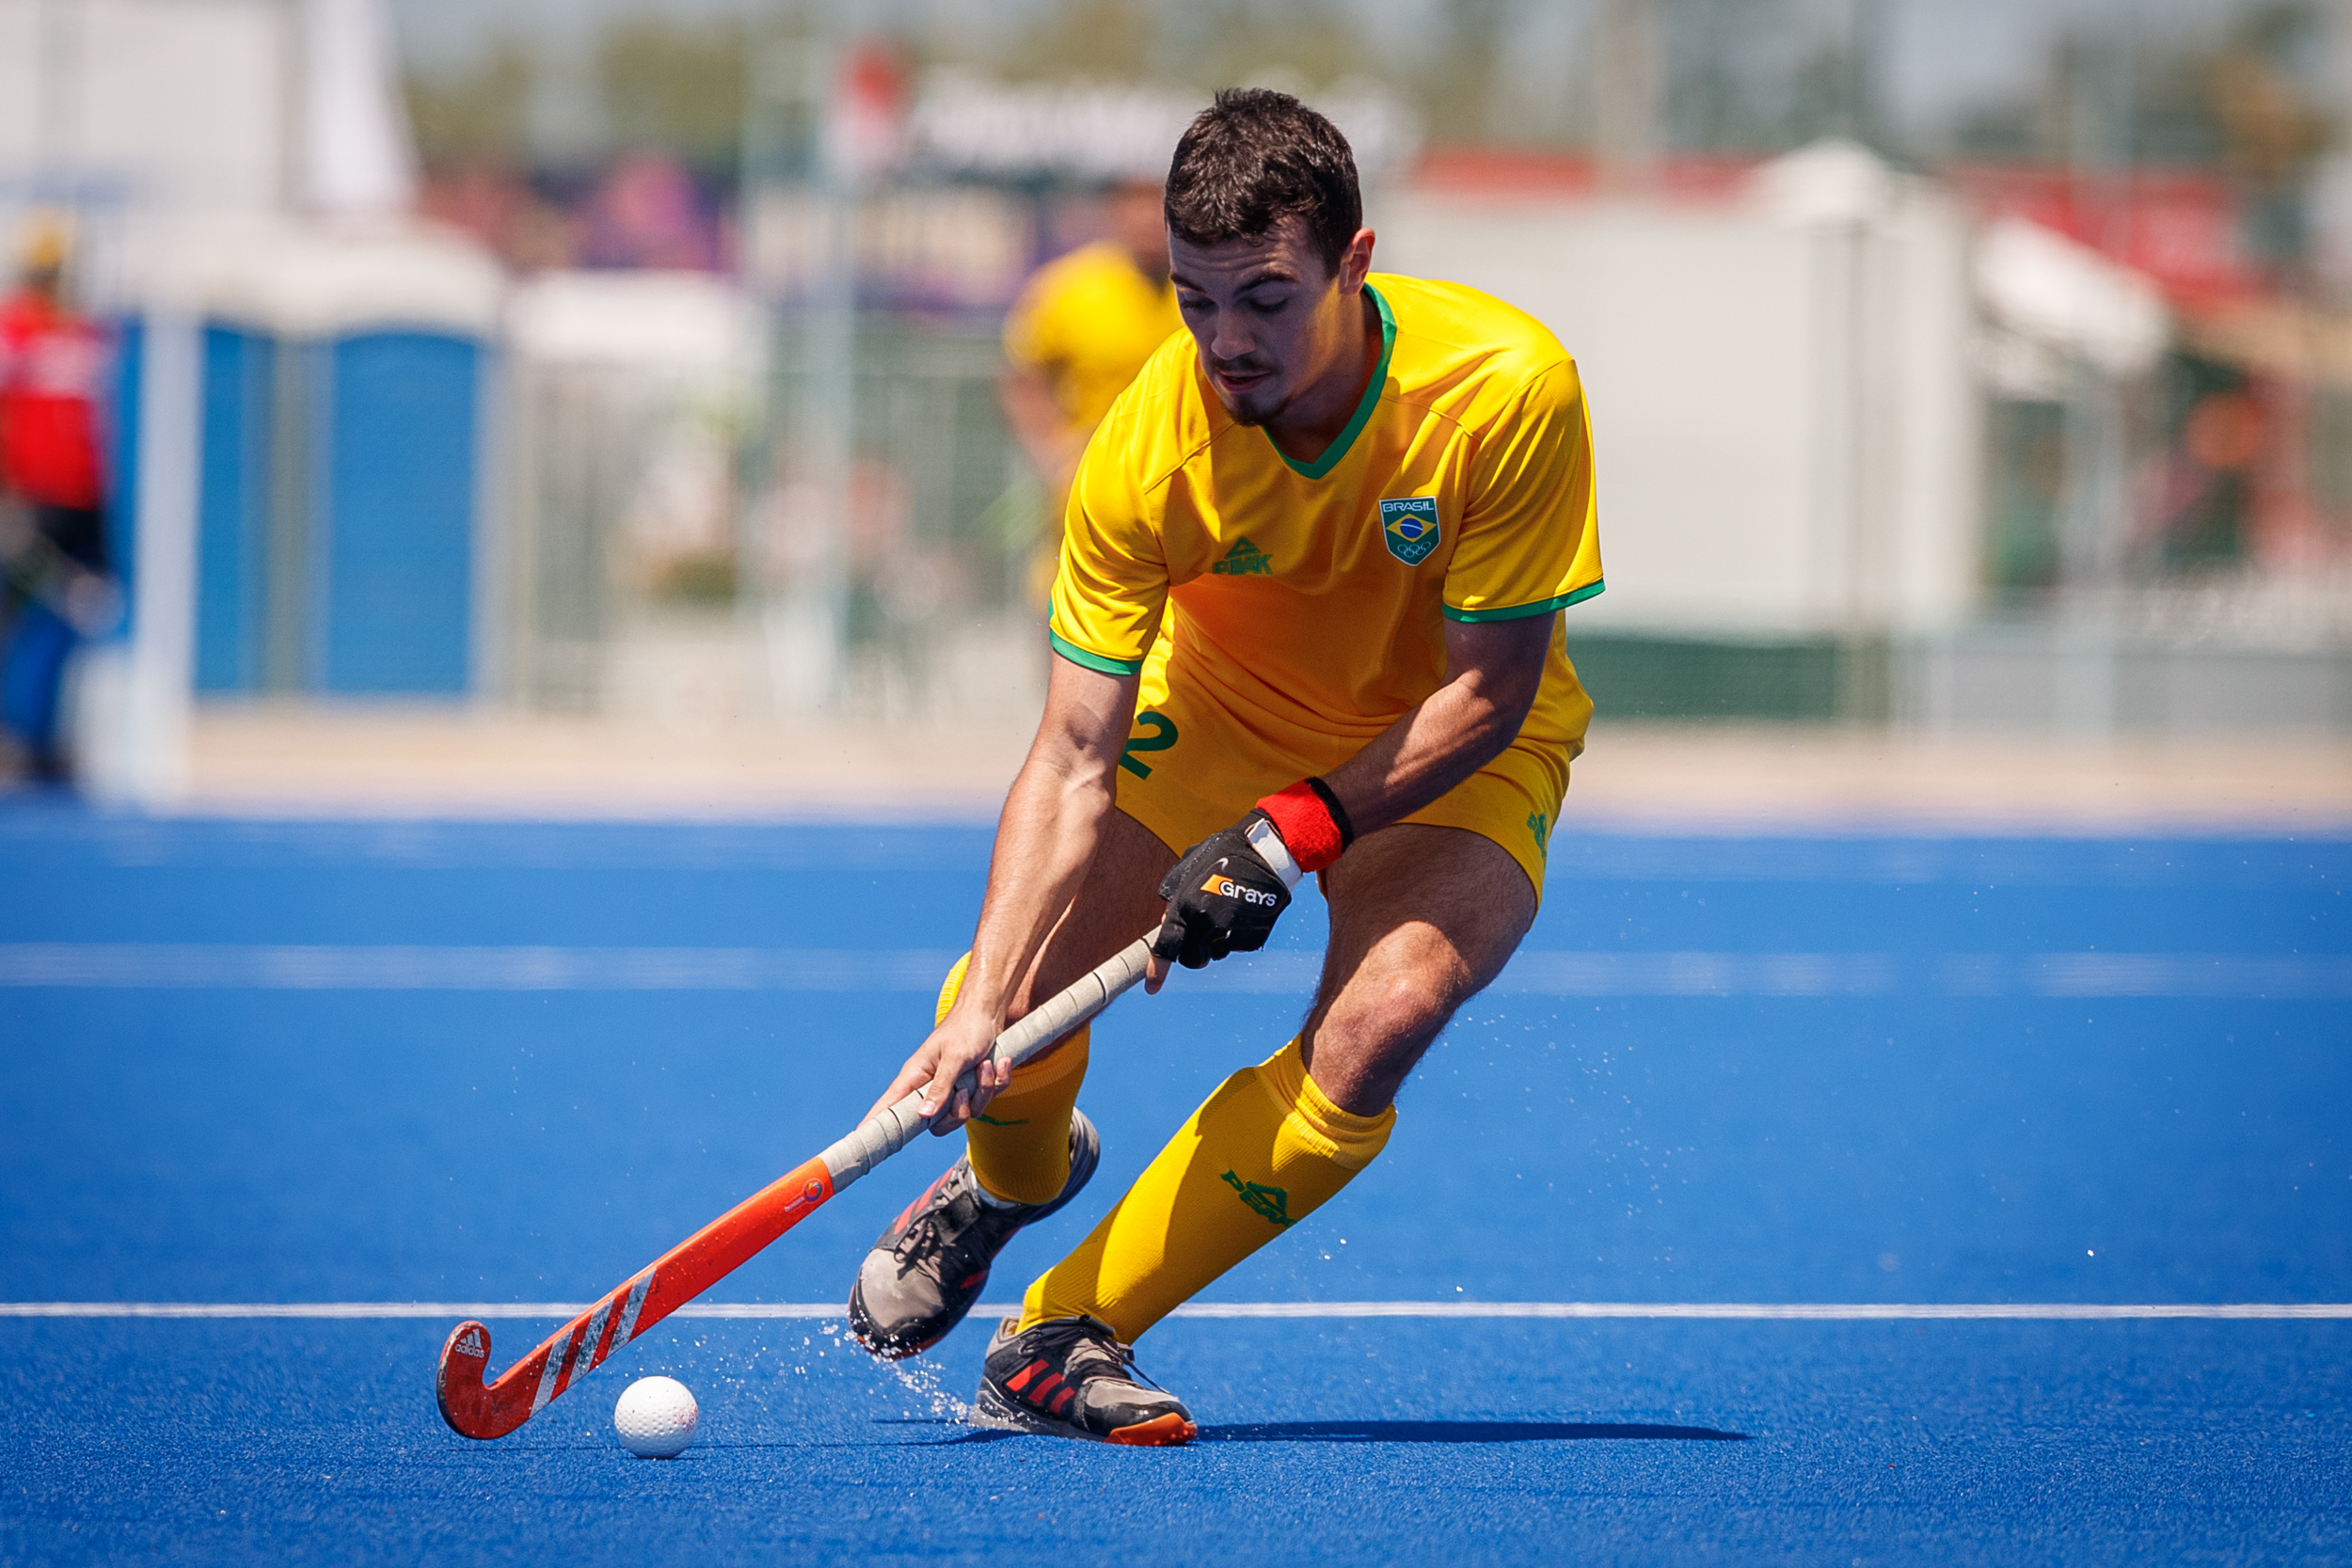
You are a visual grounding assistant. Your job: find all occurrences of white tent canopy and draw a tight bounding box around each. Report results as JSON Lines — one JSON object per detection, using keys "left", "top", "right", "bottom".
{"left": 1975, "top": 215, "right": 2169, "bottom": 379}
{"left": 1747, "top": 138, "right": 1899, "bottom": 229}
{"left": 506, "top": 272, "right": 765, "bottom": 381}
{"left": 120, "top": 214, "right": 501, "bottom": 338}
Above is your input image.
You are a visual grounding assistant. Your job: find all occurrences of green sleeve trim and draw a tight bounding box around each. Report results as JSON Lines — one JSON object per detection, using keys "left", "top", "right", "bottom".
{"left": 1442, "top": 579, "right": 1606, "bottom": 623}
{"left": 1048, "top": 627, "right": 1145, "bottom": 675}
{"left": 1269, "top": 283, "right": 1396, "bottom": 483}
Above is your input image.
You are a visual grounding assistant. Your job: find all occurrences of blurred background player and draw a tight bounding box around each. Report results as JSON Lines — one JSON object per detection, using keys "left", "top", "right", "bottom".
{"left": 997, "top": 178, "right": 1183, "bottom": 605}
{"left": 0, "top": 214, "right": 115, "bottom": 785}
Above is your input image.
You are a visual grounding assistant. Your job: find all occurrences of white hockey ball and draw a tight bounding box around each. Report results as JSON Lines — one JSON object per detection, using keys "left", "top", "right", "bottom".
{"left": 613, "top": 1375, "right": 699, "bottom": 1458}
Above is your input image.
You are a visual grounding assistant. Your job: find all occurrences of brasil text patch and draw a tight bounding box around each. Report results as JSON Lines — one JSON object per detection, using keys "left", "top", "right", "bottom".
{"left": 1378, "top": 497, "right": 1440, "bottom": 565}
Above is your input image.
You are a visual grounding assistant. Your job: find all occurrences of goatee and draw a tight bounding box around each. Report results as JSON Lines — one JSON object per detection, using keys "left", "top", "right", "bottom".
{"left": 1210, "top": 383, "right": 1283, "bottom": 429}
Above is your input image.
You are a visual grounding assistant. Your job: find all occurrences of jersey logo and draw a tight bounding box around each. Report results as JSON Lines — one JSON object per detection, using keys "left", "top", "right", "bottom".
{"left": 1378, "top": 498, "right": 1441, "bottom": 565}
{"left": 1212, "top": 537, "right": 1273, "bottom": 576}
{"left": 1220, "top": 1169, "right": 1295, "bottom": 1227}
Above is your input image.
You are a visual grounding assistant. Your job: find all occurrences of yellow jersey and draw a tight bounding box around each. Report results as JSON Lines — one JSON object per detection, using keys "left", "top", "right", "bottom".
{"left": 1002, "top": 241, "right": 1184, "bottom": 437}
{"left": 1047, "top": 273, "right": 1604, "bottom": 767}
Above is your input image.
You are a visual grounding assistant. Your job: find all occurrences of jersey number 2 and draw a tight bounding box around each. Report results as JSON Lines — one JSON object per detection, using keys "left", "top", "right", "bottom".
{"left": 1120, "top": 710, "right": 1178, "bottom": 779}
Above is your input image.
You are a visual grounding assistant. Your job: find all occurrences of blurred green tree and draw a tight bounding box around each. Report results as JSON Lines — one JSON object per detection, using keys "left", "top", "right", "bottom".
{"left": 598, "top": 19, "right": 750, "bottom": 181}
{"left": 405, "top": 40, "right": 533, "bottom": 170}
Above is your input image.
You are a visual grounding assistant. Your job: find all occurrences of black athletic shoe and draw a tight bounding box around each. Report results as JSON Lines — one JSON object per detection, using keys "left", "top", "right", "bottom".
{"left": 971, "top": 1314, "right": 1197, "bottom": 1445}
{"left": 847, "top": 1109, "right": 1100, "bottom": 1359}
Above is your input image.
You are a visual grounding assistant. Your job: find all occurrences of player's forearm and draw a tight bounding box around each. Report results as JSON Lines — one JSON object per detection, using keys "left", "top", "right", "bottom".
{"left": 961, "top": 766, "right": 1111, "bottom": 1021}
{"left": 1318, "top": 614, "right": 1554, "bottom": 840}
{"left": 1322, "top": 669, "right": 1532, "bottom": 838}
{"left": 958, "top": 665, "right": 1136, "bottom": 1023}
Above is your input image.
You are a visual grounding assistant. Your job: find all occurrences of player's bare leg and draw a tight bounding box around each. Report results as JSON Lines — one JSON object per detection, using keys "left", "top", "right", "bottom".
{"left": 985, "top": 820, "right": 1538, "bottom": 1443}
{"left": 1299, "top": 823, "right": 1537, "bottom": 1116}
{"left": 848, "top": 808, "right": 1173, "bottom": 1357}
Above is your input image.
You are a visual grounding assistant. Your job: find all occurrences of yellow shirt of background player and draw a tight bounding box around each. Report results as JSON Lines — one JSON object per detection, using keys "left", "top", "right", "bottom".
{"left": 1002, "top": 240, "right": 1184, "bottom": 440}
{"left": 1047, "top": 273, "right": 1604, "bottom": 764}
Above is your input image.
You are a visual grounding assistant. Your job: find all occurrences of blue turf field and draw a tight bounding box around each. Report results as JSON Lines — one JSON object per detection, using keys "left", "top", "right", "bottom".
{"left": 2, "top": 805, "right": 2347, "bottom": 1563}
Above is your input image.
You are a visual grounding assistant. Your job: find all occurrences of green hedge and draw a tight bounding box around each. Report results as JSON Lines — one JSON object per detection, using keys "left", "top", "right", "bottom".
{"left": 1563, "top": 634, "right": 1849, "bottom": 721}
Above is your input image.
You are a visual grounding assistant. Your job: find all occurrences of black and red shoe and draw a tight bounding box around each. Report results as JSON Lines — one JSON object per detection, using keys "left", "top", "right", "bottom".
{"left": 847, "top": 1110, "right": 1099, "bottom": 1359}
{"left": 971, "top": 1314, "right": 1197, "bottom": 1445}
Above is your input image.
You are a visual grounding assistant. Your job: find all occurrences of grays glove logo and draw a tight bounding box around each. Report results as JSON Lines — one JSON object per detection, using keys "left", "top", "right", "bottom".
{"left": 1200, "top": 873, "right": 1279, "bottom": 908}
{"left": 1154, "top": 813, "right": 1295, "bottom": 969}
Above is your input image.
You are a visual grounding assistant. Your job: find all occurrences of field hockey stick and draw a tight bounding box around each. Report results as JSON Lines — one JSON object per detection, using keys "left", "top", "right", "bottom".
{"left": 437, "top": 933, "right": 1159, "bottom": 1440}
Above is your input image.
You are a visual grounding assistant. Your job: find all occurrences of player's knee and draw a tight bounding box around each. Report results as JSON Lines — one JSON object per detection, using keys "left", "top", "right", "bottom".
{"left": 1314, "top": 972, "right": 1452, "bottom": 1061}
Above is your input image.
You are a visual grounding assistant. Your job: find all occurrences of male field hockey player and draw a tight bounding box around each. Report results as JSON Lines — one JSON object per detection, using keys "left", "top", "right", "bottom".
{"left": 848, "top": 88, "right": 1604, "bottom": 1446}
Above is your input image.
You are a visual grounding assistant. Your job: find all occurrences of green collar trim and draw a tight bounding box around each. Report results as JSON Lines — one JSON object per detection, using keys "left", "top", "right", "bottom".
{"left": 1267, "top": 283, "right": 1395, "bottom": 482}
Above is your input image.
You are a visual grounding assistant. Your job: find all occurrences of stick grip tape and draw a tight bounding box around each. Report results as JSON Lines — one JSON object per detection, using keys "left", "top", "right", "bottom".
{"left": 818, "top": 935, "right": 1154, "bottom": 1191}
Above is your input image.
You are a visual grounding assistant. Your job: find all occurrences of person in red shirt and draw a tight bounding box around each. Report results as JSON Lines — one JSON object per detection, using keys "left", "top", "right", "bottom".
{"left": 0, "top": 214, "right": 114, "bottom": 784}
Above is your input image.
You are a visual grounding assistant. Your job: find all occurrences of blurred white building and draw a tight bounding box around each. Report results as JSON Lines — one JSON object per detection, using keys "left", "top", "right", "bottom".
{"left": 1387, "top": 139, "right": 1980, "bottom": 648}
{"left": 1386, "top": 140, "right": 2352, "bottom": 733}
{"left": 0, "top": 0, "right": 414, "bottom": 223}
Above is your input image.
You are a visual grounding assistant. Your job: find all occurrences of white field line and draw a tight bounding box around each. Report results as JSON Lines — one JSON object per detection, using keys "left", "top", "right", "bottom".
{"left": 2, "top": 1301, "right": 2348, "bottom": 1322}
{"left": 1, "top": 944, "right": 2347, "bottom": 997}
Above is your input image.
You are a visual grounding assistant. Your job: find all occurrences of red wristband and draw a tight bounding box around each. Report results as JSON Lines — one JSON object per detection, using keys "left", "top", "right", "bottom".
{"left": 1255, "top": 779, "right": 1348, "bottom": 874}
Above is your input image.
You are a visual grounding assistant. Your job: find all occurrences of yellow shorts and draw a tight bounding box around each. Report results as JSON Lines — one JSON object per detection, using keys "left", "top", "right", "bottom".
{"left": 1113, "top": 655, "right": 1581, "bottom": 904}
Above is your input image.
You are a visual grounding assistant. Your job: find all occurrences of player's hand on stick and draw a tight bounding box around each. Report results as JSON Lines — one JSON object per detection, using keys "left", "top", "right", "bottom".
{"left": 1148, "top": 778, "right": 1354, "bottom": 989}
{"left": 863, "top": 1003, "right": 1010, "bottom": 1136}
{"left": 1152, "top": 817, "right": 1292, "bottom": 975}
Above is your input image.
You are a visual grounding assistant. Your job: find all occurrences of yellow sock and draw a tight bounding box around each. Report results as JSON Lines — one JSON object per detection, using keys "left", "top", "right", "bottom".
{"left": 1020, "top": 1037, "right": 1393, "bottom": 1342}
{"left": 932, "top": 953, "right": 1091, "bottom": 1206}
{"left": 967, "top": 1030, "right": 1089, "bottom": 1204}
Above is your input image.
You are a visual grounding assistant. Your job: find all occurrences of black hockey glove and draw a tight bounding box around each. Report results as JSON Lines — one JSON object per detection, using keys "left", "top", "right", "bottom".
{"left": 1152, "top": 810, "right": 1300, "bottom": 969}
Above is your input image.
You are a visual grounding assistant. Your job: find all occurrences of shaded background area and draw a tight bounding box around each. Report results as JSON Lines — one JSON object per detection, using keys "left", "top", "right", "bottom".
{"left": 4, "top": 0, "right": 2352, "bottom": 806}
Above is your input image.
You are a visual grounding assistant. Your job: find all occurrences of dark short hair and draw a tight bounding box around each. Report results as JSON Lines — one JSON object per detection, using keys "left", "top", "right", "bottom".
{"left": 1164, "top": 88, "right": 1361, "bottom": 275}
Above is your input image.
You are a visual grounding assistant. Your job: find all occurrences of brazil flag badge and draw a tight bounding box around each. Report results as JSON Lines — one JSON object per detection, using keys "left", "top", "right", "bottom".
{"left": 1378, "top": 497, "right": 1440, "bottom": 566}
